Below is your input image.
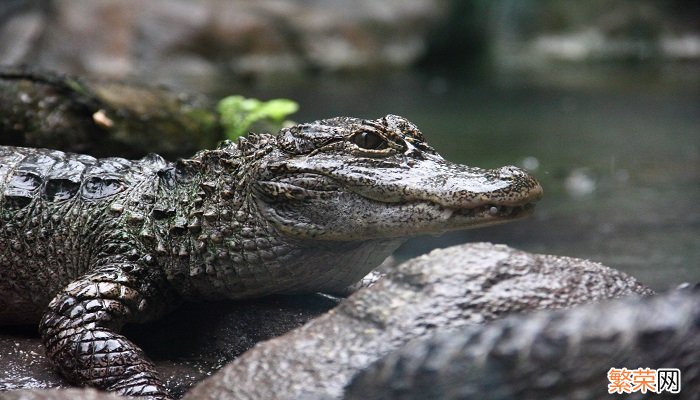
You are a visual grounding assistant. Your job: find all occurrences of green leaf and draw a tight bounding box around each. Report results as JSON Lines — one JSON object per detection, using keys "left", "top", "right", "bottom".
{"left": 257, "top": 99, "right": 299, "bottom": 122}
{"left": 217, "top": 95, "right": 299, "bottom": 140}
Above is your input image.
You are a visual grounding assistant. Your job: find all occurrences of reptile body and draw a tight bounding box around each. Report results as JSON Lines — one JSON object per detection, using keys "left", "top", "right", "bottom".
{"left": 345, "top": 286, "right": 698, "bottom": 399}
{"left": 0, "top": 115, "right": 542, "bottom": 398}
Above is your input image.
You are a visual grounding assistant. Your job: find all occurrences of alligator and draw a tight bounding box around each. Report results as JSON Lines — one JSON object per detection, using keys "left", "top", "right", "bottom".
{"left": 0, "top": 114, "right": 542, "bottom": 399}
{"left": 344, "top": 285, "right": 699, "bottom": 400}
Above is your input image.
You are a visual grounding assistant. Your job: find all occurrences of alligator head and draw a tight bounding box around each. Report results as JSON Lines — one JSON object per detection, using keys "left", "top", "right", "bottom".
{"left": 251, "top": 114, "right": 542, "bottom": 241}
{"left": 178, "top": 114, "right": 542, "bottom": 296}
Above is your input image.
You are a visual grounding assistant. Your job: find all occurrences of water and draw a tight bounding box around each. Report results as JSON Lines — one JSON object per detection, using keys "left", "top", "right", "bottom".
{"left": 220, "top": 65, "right": 700, "bottom": 291}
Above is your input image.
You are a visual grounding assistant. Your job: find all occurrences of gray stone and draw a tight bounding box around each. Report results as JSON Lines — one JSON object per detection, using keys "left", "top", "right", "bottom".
{"left": 184, "top": 243, "right": 651, "bottom": 400}
{"left": 0, "top": 0, "right": 446, "bottom": 87}
{"left": 0, "top": 388, "right": 122, "bottom": 400}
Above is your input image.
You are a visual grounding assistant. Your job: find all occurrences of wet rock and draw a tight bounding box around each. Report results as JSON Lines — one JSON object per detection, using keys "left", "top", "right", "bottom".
{"left": 0, "top": 0, "right": 446, "bottom": 86}
{"left": 0, "top": 327, "right": 63, "bottom": 392}
{"left": 345, "top": 286, "right": 700, "bottom": 399}
{"left": 0, "top": 295, "right": 338, "bottom": 398}
{"left": 487, "top": 1, "right": 700, "bottom": 77}
{"left": 0, "top": 67, "right": 222, "bottom": 159}
{"left": 184, "top": 243, "right": 652, "bottom": 400}
{"left": 0, "top": 388, "right": 123, "bottom": 400}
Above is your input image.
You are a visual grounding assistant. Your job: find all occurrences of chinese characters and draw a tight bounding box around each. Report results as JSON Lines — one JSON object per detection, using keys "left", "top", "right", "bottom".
{"left": 608, "top": 367, "right": 681, "bottom": 394}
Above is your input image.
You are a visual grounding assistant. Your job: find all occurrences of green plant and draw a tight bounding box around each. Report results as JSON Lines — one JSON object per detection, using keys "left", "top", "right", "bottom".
{"left": 217, "top": 95, "right": 299, "bottom": 140}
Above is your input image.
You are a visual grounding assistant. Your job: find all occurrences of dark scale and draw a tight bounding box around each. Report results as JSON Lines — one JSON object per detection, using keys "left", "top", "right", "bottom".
{"left": 0, "top": 115, "right": 542, "bottom": 399}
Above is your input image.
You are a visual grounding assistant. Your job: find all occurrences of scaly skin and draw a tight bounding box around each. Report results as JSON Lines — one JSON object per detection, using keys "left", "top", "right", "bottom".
{"left": 344, "top": 286, "right": 699, "bottom": 400}
{"left": 0, "top": 115, "right": 542, "bottom": 399}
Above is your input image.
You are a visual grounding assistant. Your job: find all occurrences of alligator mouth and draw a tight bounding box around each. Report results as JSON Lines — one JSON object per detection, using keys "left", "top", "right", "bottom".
{"left": 346, "top": 184, "right": 540, "bottom": 225}
{"left": 259, "top": 170, "right": 541, "bottom": 236}
{"left": 349, "top": 188, "right": 541, "bottom": 234}
{"left": 406, "top": 200, "right": 536, "bottom": 227}
{"left": 450, "top": 202, "right": 536, "bottom": 222}
{"left": 262, "top": 174, "right": 539, "bottom": 211}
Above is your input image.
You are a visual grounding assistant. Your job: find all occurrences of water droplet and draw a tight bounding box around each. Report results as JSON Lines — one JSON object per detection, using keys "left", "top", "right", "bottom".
{"left": 45, "top": 179, "right": 79, "bottom": 201}
{"left": 81, "top": 177, "right": 125, "bottom": 200}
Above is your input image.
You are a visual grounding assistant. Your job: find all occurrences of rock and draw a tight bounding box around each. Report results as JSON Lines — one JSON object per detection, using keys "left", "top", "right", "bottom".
{"left": 0, "top": 328, "right": 64, "bottom": 392}
{"left": 487, "top": 1, "right": 700, "bottom": 73}
{"left": 345, "top": 286, "right": 700, "bottom": 399}
{"left": 0, "top": 0, "right": 446, "bottom": 87}
{"left": 0, "top": 67, "right": 222, "bottom": 159}
{"left": 0, "top": 295, "right": 338, "bottom": 399}
{"left": 0, "top": 388, "right": 123, "bottom": 400}
{"left": 183, "top": 243, "right": 652, "bottom": 400}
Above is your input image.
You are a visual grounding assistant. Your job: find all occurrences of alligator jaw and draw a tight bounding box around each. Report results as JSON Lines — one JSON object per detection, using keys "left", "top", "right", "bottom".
{"left": 256, "top": 182, "right": 541, "bottom": 241}
{"left": 337, "top": 160, "right": 544, "bottom": 235}
{"left": 453, "top": 201, "right": 537, "bottom": 221}
{"left": 352, "top": 196, "right": 540, "bottom": 239}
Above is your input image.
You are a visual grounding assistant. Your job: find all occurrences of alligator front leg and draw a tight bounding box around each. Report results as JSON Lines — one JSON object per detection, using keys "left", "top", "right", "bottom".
{"left": 39, "top": 264, "right": 175, "bottom": 399}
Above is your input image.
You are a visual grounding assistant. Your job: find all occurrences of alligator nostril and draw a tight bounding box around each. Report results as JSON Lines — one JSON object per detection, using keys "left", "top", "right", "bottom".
{"left": 499, "top": 165, "right": 524, "bottom": 176}
{"left": 495, "top": 165, "right": 533, "bottom": 181}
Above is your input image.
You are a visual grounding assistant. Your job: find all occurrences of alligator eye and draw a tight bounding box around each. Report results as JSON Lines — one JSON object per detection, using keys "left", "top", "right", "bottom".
{"left": 351, "top": 131, "right": 388, "bottom": 150}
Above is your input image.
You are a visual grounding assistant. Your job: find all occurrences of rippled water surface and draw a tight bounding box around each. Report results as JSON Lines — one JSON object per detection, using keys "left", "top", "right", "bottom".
{"left": 222, "top": 66, "right": 700, "bottom": 290}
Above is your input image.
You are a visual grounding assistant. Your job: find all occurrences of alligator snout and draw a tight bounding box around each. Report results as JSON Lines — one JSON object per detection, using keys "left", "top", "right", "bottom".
{"left": 491, "top": 165, "right": 544, "bottom": 205}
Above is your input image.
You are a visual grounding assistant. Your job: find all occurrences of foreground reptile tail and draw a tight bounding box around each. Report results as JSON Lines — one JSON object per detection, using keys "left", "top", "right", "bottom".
{"left": 345, "top": 287, "right": 699, "bottom": 399}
